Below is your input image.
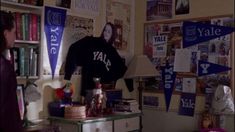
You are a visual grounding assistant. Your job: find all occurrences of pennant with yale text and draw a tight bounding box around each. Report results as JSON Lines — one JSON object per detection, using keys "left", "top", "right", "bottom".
{"left": 198, "top": 60, "right": 231, "bottom": 76}
{"left": 183, "top": 21, "right": 234, "bottom": 48}
{"left": 44, "top": 6, "right": 66, "bottom": 79}
{"left": 179, "top": 92, "right": 196, "bottom": 116}
{"left": 161, "top": 63, "right": 176, "bottom": 112}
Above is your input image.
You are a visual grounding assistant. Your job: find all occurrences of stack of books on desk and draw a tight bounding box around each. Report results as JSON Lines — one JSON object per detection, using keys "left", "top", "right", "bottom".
{"left": 113, "top": 99, "right": 140, "bottom": 113}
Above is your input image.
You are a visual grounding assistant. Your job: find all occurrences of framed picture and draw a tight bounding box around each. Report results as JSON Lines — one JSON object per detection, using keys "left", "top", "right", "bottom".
{"left": 143, "top": 96, "right": 159, "bottom": 108}
{"left": 16, "top": 84, "right": 25, "bottom": 120}
{"left": 146, "top": 0, "right": 173, "bottom": 21}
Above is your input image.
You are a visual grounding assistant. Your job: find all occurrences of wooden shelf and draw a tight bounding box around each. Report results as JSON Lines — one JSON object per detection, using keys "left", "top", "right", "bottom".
{"left": 1, "top": 0, "right": 42, "bottom": 10}
{"left": 15, "top": 40, "right": 40, "bottom": 45}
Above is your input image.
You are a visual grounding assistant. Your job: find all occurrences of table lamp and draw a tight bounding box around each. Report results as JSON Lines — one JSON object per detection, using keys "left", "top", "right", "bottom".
{"left": 124, "top": 55, "right": 160, "bottom": 131}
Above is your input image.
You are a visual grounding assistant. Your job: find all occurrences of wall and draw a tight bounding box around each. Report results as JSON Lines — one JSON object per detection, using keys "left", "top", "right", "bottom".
{"left": 135, "top": 0, "right": 234, "bottom": 132}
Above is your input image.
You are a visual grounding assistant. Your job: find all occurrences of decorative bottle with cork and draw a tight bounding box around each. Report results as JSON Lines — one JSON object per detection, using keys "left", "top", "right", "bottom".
{"left": 86, "top": 77, "right": 104, "bottom": 117}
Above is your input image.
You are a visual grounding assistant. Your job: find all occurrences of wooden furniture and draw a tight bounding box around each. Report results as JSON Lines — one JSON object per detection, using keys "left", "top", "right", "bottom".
{"left": 48, "top": 112, "right": 141, "bottom": 132}
{"left": 1, "top": 0, "right": 42, "bottom": 80}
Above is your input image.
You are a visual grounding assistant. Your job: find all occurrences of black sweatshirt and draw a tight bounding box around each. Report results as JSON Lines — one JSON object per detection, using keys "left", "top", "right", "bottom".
{"left": 64, "top": 36, "right": 127, "bottom": 96}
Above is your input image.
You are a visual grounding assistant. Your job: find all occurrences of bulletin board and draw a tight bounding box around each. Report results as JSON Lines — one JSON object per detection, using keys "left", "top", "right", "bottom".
{"left": 143, "top": 15, "right": 234, "bottom": 95}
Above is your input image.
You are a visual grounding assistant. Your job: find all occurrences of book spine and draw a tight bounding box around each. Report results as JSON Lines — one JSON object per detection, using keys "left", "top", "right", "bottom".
{"left": 21, "top": 14, "right": 26, "bottom": 40}
{"left": 29, "top": 47, "right": 34, "bottom": 76}
{"left": 37, "top": 15, "right": 41, "bottom": 41}
{"left": 12, "top": 48, "right": 20, "bottom": 76}
{"left": 32, "top": 14, "right": 37, "bottom": 41}
{"left": 15, "top": 12, "right": 22, "bottom": 40}
{"left": 24, "top": 47, "right": 29, "bottom": 76}
{"left": 19, "top": 47, "right": 25, "bottom": 76}
{"left": 24, "top": 13, "right": 29, "bottom": 40}
{"left": 33, "top": 52, "right": 38, "bottom": 76}
{"left": 29, "top": 13, "right": 33, "bottom": 41}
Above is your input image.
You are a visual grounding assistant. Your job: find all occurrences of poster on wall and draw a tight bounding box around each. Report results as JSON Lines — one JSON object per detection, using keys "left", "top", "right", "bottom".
{"left": 74, "top": 0, "right": 100, "bottom": 16}
{"left": 146, "top": 0, "right": 172, "bottom": 21}
{"left": 106, "top": 0, "right": 134, "bottom": 60}
{"left": 175, "top": 0, "right": 189, "bottom": 15}
{"left": 43, "top": 15, "right": 93, "bottom": 76}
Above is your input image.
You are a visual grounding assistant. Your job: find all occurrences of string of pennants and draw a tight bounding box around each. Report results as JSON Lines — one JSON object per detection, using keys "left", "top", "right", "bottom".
{"left": 162, "top": 20, "right": 234, "bottom": 116}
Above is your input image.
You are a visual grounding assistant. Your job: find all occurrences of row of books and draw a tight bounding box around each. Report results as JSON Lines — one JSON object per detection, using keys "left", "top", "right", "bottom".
{"left": 5, "top": 0, "right": 43, "bottom": 6}
{"left": 12, "top": 47, "right": 39, "bottom": 77}
{"left": 14, "top": 12, "right": 41, "bottom": 41}
{"left": 113, "top": 99, "right": 140, "bottom": 113}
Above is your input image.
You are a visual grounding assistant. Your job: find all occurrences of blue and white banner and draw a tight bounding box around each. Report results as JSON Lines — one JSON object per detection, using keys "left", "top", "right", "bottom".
{"left": 198, "top": 60, "right": 231, "bottom": 76}
{"left": 179, "top": 92, "right": 196, "bottom": 116}
{"left": 44, "top": 6, "right": 66, "bottom": 79}
{"left": 161, "top": 63, "right": 176, "bottom": 112}
{"left": 183, "top": 21, "right": 234, "bottom": 48}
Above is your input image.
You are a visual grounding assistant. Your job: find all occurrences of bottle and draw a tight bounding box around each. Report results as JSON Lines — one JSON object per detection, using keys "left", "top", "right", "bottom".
{"left": 92, "top": 77, "right": 103, "bottom": 116}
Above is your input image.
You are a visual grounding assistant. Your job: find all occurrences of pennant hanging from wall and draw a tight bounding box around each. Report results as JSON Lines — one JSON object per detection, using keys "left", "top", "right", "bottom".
{"left": 161, "top": 63, "right": 176, "bottom": 112}
{"left": 183, "top": 21, "right": 234, "bottom": 48}
{"left": 198, "top": 60, "right": 231, "bottom": 76}
{"left": 44, "top": 6, "right": 67, "bottom": 79}
{"left": 178, "top": 92, "right": 196, "bottom": 116}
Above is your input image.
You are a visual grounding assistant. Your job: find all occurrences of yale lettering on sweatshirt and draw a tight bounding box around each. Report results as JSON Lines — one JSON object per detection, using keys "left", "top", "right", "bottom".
{"left": 93, "top": 51, "right": 111, "bottom": 71}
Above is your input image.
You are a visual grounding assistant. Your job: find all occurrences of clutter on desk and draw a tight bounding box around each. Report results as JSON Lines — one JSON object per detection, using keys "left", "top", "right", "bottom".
{"left": 113, "top": 98, "right": 140, "bottom": 113}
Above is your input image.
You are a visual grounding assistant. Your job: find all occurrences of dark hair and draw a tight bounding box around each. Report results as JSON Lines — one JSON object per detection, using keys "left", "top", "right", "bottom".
{"left": 0, "top": 10, "right": 15, "bottom": 53}
{"left": 100, "top": 22, "right": 117, "bottom": 44}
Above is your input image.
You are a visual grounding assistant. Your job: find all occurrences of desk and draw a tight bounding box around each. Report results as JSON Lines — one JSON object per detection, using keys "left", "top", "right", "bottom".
{"left": 48, "top": 112, "right": 141, "bottom": 132}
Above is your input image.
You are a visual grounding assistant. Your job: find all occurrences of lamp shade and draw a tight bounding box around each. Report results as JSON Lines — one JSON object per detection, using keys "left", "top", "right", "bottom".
{"left": 124, "top": 55, "right": 159, "bottom": 78}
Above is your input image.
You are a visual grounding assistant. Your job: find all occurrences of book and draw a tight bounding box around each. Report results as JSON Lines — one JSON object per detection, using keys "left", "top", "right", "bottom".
{"left": 19, "top": 47, "right": 25, "bottom": 76}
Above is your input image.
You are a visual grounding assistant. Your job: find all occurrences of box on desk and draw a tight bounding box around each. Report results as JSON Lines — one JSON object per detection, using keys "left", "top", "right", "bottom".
{"left": 104, "top": 89, "right": 122, "bottom": 108}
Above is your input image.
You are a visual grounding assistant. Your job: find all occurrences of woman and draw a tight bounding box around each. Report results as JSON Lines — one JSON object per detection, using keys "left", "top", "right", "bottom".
{"left": 0, "top": 10, "right": 23, "bottom": 132}
{"left": 64, "top": 22, "right": 127, "bottom": 98}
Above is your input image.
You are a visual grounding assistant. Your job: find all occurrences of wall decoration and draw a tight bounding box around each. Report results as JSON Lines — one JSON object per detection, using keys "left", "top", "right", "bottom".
{"left": 143, "top": 15, "right": 233, "bottom": 97}
{"left": 106, "top": 0, "right": 133, "bottom": 52}
{"left": 74, "top": 0, "right": 100, "bottom": 16}
{"left": 175, "top": 0, "right": 189, "bottom": 15}
{"left": 178, "top": 92, "right": 196, "bottom": 116}
{"left": 182, "top": 21, "right": 234, "bottom": 48}
{"left": 161, "top": 63, "right": 176, "bottom": 111}
{"left": 146, "top": 0, "right": 172, "bottom": 21}
{"left": 44, "top": 6, "right": 67, "bottom": 79}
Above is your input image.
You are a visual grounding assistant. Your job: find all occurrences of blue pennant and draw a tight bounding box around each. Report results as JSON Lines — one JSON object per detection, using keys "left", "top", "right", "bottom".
{"left": 198, "top": 60, "right": 231, "bottom": 76}
{"left": 161, "top": 63, "right": 176, "bottom": 112}
{"left": 179, "top": 93, "right": 196, "bottom": 116}
{"left": 44, "top": 6, "right": 67, "bottom": 79}
{"left": 183, "top": 21, "right": 234, "bottom": 48}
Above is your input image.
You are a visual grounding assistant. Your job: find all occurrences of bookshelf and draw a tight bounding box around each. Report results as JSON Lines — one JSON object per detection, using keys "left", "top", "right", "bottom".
{"left": 1, "top": 0, "right": 43, "bottom": 79}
